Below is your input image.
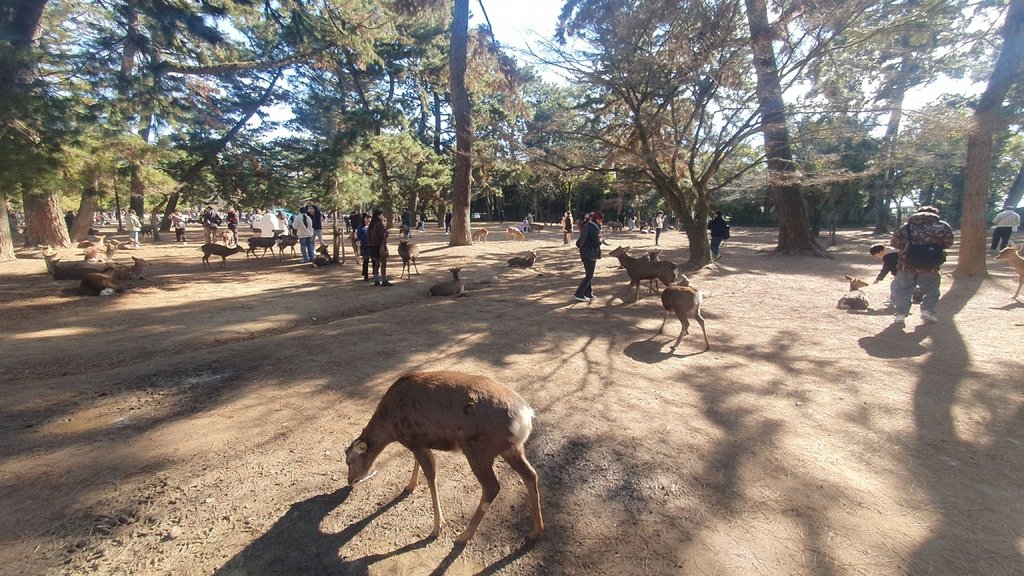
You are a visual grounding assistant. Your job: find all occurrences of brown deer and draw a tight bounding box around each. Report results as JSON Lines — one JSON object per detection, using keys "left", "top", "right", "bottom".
{"left": 201, "top": 243, "right": 244, "bottom": 268}
{"left": 608, "top": 246, "right": 678, "bottom": 302}
{"left": 398, "top": 239, "right": 419, "bottom": 278}
{"left": 837, "top": 275, "right": 870, "bottom": 310}
{"left": 995, "top": 246, "right": 1024, "bottom": 300}
{"left": 507, "top": 250, "right": 536, "bottom": 268}
{"left": 659, "top": 284, "right": 710, "bottom": 351}
{"left": 345, "top": 371, "right": 543, "bottom": 544}
{"left": 471, "top": 228, "right": 488, "bottom": 243}
{"left": 428, "top": 267, "right": 464, "bottom": 297}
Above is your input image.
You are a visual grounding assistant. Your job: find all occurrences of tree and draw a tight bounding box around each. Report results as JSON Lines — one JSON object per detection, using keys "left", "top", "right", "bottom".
{"left": 956, "top": 0, "right": 1024, "bottom": 278}
{"left": 448, "top": 0, "right": 473, "bottom": 246}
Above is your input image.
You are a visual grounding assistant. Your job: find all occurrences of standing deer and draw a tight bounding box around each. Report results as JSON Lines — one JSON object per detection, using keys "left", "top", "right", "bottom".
{"left": 659, "top": 284, "right": 710, "bottom": 351}
{"left": 995, "top": 246, "right": 1024, "bottom": 300}
{"left": 201, "top": 243, "right": 244, "bottom": 268}
{"left": 608, "top": 246, "right": 677, "bottom": 302}
{"left": 345, "top": 371, "right": 543, "bottom": 544}
{"left": 398, "top": 239, "right": 419, "bottom": 279}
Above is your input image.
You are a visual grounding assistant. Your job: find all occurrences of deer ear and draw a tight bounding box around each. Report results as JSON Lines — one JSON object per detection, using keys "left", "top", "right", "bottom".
{"left": 844, "top": 274, "right": 853, "bottom": 281}
{"left": 353, "top": 440, "right": 368, "bottom": 455}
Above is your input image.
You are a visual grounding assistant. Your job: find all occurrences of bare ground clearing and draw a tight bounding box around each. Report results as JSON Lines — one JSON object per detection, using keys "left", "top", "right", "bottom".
{"left": 1, "top": 226, "right": 1022, "bottom": 575}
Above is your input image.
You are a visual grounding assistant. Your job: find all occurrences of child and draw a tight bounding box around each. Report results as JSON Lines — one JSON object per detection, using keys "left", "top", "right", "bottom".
{"left": 870, "top": 244, "right": 898, "bottom": 307}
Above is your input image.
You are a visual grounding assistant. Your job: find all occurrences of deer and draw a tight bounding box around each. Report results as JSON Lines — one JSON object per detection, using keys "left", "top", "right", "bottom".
{"left": 345, "top": 371, "right": 543, "bottom": 544}
{"left": 77, "top": 256, "right": 149, "bottom": 296}
{"left": 837, "top": 275, "right": 870, "bottom": 310}
{"left": 428, "top": 267, "right": 464, "bottom": 297}
{"left": 506, "top": 227, "right": 525, "bottom": 242}
{"left": 995, "top": 246, "right": 1024, "bottom": 300}
{"left": 507, "top": 250, "right": 536, "bottom": 268}
{"left": 608, "top": 246, "right": 678, "bottom": 303}
{"left": 276, "top": 235, "right": 299, "bottom": 260}
{"left": 246, "top": 235, "right": 278, "bottom": 259}
{"left": 201, "top": 243, "right": 244, "bottom": 268}
{"left": 398, "top": 239, "right": 419, "bottom": 279}
{"left": 471, "top": 228, "right": 488, "bottom": 243}
{"left": 659, "top": 283, "right": 710, "bottom": 351}
{"left": 42, "top": 247, "right": 112, "bottom": 280}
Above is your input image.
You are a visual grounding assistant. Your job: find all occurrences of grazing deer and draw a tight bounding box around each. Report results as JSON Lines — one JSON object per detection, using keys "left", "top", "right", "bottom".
{"left": 345, "top": 371, "right": 543, "bottom": 544}
{"left": 996, "top": 246, "right": 1024, "bottom": 300}
{"left": 659, "top": 284, "right": 710, "bottom": 351}
{"left": 506, "top": 227, "right": 525, "bottom": 242}
{"left": 471, "top": 228, "right": 488, "bottom": 243}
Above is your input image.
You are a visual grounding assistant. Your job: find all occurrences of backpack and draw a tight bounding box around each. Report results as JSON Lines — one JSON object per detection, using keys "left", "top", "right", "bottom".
{"left": 904, "top": 225, "right": 945, "bottom": 267}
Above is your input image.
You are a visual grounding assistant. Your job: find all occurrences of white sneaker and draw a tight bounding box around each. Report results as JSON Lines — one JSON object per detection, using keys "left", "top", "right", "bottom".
{"left": 920, "top": 310, "right": 938, "bottom": 322}
{"left": 893, "top": 314, "right": 907, "bottom": 324}
{"left": 574, "top": 296, "right": 589, "bottom": 302}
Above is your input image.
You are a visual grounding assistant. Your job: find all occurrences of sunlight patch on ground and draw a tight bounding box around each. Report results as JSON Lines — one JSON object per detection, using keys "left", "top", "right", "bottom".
{"left": 8, "top": 325, "right": 99, "bottom": 340}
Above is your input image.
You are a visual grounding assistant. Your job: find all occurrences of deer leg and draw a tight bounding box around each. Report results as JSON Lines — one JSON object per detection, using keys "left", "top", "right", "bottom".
{"left": 694, "top": 303, "right": 710, "bottom": 351}
{"left": 1014, "top": 277, "right": 1023, "bottom": 300}
{"left": 413, "top": 260, "right": 419, "bottom": 275}
{"left": 502, "top": 447, "right": 544, "bottom": 541}
{"left": 659, "top": 310, "right": 670, "bottom": 334}
{"left": 405, "top": 457, "right": 421, "bottom": 493}
{"left": 409, "top": 447, "right": 444, "bottom": 538}
{"left": 456, "top": 449, "right": 500, "bottom": 544}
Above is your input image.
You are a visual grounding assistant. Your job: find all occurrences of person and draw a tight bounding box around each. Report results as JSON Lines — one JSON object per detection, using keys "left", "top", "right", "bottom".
{"left": 275, "top": 210, "right": 290, "bottom": 236}
{"left": 889, "top": 205, "right": 955, "bottom": 324}
{"left": 171, "top": 209, "right": 188, "bottom": 244}
{"left": 247, "top": 210, "right": 261, "bottom": 235}
{"left": 654, "top": 210, "right": 666, "bottom": 245}
{"left": 870, "top": 243, "right": 898, "bottom": 307}
{"left": 562, "top": 211, "right": 574, "bottom": 245}
{"left": 520, "top": 214, "right": 531, "bottom": 233}
{"left": 64, "top": 211, "right": 75, "bottom": 230}
{"left": 444, "top": 210, "right": 452, "bottom": 234}
{"left": 574, "top": 211, "right": 604, "bottom": 302}
{"left": 991, "top": 206, "right": 1020, "bottom": 254}
{"left": 292, "top": 206, "right": 316, "bottom": 264}
{"left": 707, "top": 211, "right": 730, "bottom": 261}
{"left": 356, "top": 213, "right": 370, "bottom": 281}
{"left": 307, "top": 202, "right": 325, "bottom": 247}
{"left": 367, "top": 208, "right": 393, "bottom": 286}
{"left": 126, "top": 209, "right": 142, "bottom": 245}
{"left": 202, "top": 206, "right": 221, "bottom": 244}
{"left": 226, "top": 209, "right": 239, "bottom": 245}
{"left": 418, "top": 210, "right": 426, "bottom": 232}
{"left": 347, "top": 210, "right": 360, "bottom": 234}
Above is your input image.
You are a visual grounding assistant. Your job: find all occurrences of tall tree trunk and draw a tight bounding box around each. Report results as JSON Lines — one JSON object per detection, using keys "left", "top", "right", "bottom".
{"left": 448, "top": 0, "right": 472, "bottom": 247}
{"left": 744, "top": 0, "right": 824, "bottom": 256}
{"left": 71, "top": 168, "right": 103, "bottom": 241}
{"left": 956, "top": 0, "right": 1024, "bottom": 278}
{"left": 872, "top": 57, "right": 911, "bottom": 235}
{"left": 23, "top": 185, "right": 69, "bottom": 248}
{"left": 0, "top": 183, "right": 16, "bottom": 262}
{"left": 0, "top": 0, "right": 48, "bottom": 105}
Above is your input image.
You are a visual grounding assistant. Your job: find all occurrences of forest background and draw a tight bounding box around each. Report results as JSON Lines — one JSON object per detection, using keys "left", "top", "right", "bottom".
{"left": 1, "top": 0, "right": 1023, "bottom": 273}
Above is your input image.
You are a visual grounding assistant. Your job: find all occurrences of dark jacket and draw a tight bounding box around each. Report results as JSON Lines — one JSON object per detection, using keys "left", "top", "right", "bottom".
{"left": 875, "top": 252, "right": 898, "bottom": 282}
{"left": 708, "top": 216, "right": 729, "bottom": 238}
{"left": 309, "top": 205, "right": 323, "bottom": 230}
{"left": 578, "top": 220, "right": 603, "bottom": 261}
{"left": 367, "top": 216, "right": 388, "bottom": 247}
{"left": 890, "top": 211, "right": 955, "bottom": 273}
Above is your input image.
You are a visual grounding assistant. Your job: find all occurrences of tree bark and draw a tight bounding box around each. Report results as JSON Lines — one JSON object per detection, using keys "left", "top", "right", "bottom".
{"left": 71, "top": 168, "right": 103, "bottom": 241}
{"left": 0, "top": 183, "right": 16, "bottom": 262}
{"left": 1003, "top": 161, "right": 1024, "bottom": 209}
{"left": 23, "top": 185, "right": 69, "bottom": 248}
{"left": 744, "top": 0, "right": 824, "bottom": 256}
{"left": 955, "top": 0, "right": 1024, "bottom": 278}
{"left": 448, "top": 0, "right": 472, "bottom": 247}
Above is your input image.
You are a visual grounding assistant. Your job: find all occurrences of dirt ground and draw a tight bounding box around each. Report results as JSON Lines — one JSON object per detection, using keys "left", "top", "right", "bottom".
{"left": 1, "top": 223, "right": 1023, "bottom": 576}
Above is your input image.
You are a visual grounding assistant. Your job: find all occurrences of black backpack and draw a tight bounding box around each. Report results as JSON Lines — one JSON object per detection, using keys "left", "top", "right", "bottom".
{"left": 905, "top": 225, "right": 945, "bottom": 267}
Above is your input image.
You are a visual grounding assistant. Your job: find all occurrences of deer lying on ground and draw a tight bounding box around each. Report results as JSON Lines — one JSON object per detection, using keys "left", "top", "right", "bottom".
{"left": 428, "top": 267, "right": 464, "bottom": 297}
{"left": 42, "top": 247, "right": 112, "bottom": 280}
{"left": 345, "top": 371, "right": 543, "bottom": 544}
{"left": 608, "top": 246, "right": 678, "bottom": 302}
{"left": 471, "top": 228, "right": 488, "bottom": 243}
{"left": 76, "top": 256, "right": 149, "bottom": 296}
{"left": 659, "top": 283, "right": 710, "bottom": 351}
{"left": 313, "top": 243, "right": 335, "bottom": 267}
{"left": 837, "top": 275, "right": 870, "bottom": 310}
{"left": 507, "top": 250, "right": 536, "bottom": 268}
{"left": 83, "top": 238, "right": 121, "bottom": 262}
{"left": 506, "top": 227, "right": 525, "bottom": 242}
{"left": 996, "top": 246, "right": 1024, "bottom": 300}
{"left": 201, "top": 243, "right": 244, "bottom": 268}
{"left": 398, "top": 239, "right": 419, "bottom": 279}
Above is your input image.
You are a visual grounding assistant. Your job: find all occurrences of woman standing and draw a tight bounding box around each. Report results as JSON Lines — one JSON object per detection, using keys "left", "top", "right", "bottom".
{"left": 562, "top": 211, "right": 574, "bottom": 245}
{"left": 292, "top": 206, "right": 316, "bottom": 264}
{"left": 126, "top": 209, "right": 142, "bottom": 245}
{"left": 574, "top": 211, "right": 604, "bottom": 302}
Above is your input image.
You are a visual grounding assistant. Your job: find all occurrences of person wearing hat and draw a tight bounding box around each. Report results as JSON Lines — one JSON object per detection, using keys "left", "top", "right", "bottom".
{"left": 889, "top": 205, "right": 954, "bottom": 324}
{"left": 654, "top": 210, "right": 666, "bottom": 245}
{"left": 574, "top": 211, "right": 605, "bottom": 302}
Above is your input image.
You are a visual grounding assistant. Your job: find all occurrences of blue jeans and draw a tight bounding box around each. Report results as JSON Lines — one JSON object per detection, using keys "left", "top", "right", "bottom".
{"left": 575, "top": 258, "right": 596, "bottom": 299}
{"left": 299, "top": 236, "right": 315, "bottom": 262}
{"left": 893, "top": 269, "right": 940, "bottom": 315}
{"left": 710, "top": 236, "right": 724, "bottom": 256}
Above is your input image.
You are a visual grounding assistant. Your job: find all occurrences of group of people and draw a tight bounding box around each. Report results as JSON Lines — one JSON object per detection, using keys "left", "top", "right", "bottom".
{"left": 350, "top": 209, "right": 393, "bottom": 285}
